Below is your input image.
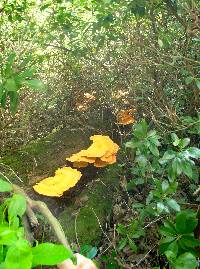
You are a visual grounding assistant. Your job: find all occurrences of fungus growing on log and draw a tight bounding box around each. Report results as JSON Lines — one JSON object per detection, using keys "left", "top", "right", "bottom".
{"left": 66, "top": 135, "right": 119, "bottom": 168}
{"left": 33, "top": 167, "right": 82, "bottom": 197}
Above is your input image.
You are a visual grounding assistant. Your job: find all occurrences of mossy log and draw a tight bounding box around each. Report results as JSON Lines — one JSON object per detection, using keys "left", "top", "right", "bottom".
{"left": 0, "top": 127, "right": 119, "bottom": 245}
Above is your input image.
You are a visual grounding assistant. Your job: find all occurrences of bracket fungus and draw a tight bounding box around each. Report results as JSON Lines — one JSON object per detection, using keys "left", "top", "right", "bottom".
{"left": 117, "top": 108, "right": 136, "bottom": 125}
{"left": 33, "top": 167, "right": 82, "bottom": 197}
{"left": 66, "top": 135, "right": 119, "bottom": 168}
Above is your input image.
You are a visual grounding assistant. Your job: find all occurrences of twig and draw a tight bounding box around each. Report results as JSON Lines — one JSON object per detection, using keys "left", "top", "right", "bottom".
{"left": 74, "top": 210, "right": 81, "bottom": 249}
{"left": 143, "top": 217, "right": 164, "bottom": 229}
{"left": 193, "top": 186, "right": 200, "bottom": 196}
{"left": 91, "top": 207, "right": 114, "bottom": 249}
{"left": 0, "top": 163, "right": 23, "bottom": 182}
{"left": 13, "top": 184, "right": 71, "bottom": 250}
{"left": 136, "top": 245, "right": 156, "bottom": 267}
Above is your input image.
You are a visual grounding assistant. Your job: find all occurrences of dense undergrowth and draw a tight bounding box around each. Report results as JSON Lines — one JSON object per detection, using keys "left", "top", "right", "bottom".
{"left": 0, "top": 0, "right": 200, "bottom": 268}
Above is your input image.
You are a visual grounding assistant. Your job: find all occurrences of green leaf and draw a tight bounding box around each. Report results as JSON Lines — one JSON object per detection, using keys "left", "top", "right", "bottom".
{"left": 167, "top": 199, "right": 180, "bottom": 212}
{"left": 160, "top": 150, "right": 176, "bottom": 163}
{"left": 0, "top": 179, "right": 13, "bottom": 192}
{"left": 176, "top": 210, "right": 198, "bottom": 234}
{"left": 179, "top": 235, "right": 200, "bottom": 248}
{"left": 157, "top": 202, "right": 165, "bottom": 213}
{"left": 187, "top": 147, "right": 200, "bottom": 159}
{"left": 162, "top": 180, "right": 169, "bottom": 192}
{"left": 133, "top": 119, "right": 148, "bottom": 139}
{"left": 23, "top": 79, "right": 46, "bottom": 91}
{"left": 32, "top": 243, "right": 73, "bottom": 267}
{"left": 172, "top": 158, "right": 182, "bottom": 176}
{"left": 164, "top": 240, "right": 178, "bottom": 261}
{"left": 5, "top": 239, "right": 32, "bottom": 269}
{"left": 128, "top": 238, "right": 137, "bottom": 252}
{"left": 179, "top": 138, "right": 190, "bottom": 149}
{"left": 174, "top": 253, "right": 198, "bottom": 269}
{"left": 0, "top": 225, "right": 18, "bottom": 245}
{"left": 171, "top": 133, "right": 179, "bottom": 146}
{"left": 158, "top": 39, "right": 164, "bottom": 48}
{"left": 185, "top": 76, "right": 194, "bottom": 85}
{"left": 181, "top": 160, "right": 193, "bottom": 179}
{"left": 195, "top": 79, "right": 200, "bottom": 90}
{"left": 4, "top": 78, "right": 17, "bottom": 92}
{"left": 1, "top": 92, "right": 7, "bottom": 109}
{"left": 118, "top": 238, "right": 127, "bottom": 250}
{"left": 8, "top": 91, "right": 19, "bottom": 115}
{"left": 0, "top": 85, "right": 3, "bottom": 102}
{"left": 5, "top": 53, "right": 16, "bottom": 76}
{"left": 159, "top": 238, "right": 176, "bottom": 254}
{"left": 8, "top": 194, "right": 26, "bottom": 221}
{"left": 149, "top": 144, "right": 159, "bottom": 156}
{"left": 86, "top": 247, "right": 98, "bottom": 259}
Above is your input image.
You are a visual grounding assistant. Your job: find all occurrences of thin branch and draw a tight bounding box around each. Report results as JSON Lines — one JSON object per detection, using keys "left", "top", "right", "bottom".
{"left": 13, "top": 184, "right": 71, "bottom": 250}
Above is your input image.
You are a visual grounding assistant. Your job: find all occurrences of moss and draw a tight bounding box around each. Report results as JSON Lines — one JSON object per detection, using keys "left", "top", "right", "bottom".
{"left": 0, "top": 128, "right": 91, "bottom": 183}
{"left": 59, "top": 166, "right": 120, "bottom": 245}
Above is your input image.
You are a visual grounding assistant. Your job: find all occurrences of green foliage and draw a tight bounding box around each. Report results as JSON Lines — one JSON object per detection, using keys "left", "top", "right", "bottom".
{"left": 159, "top": 210, "right": 199, "bottom": 269}
{"left": 79, "top": 245, "right": 98, "bottom": 259}
{"left": 110, "top": 119, "right": 200, "bottom": 268}
{"left": 116, "top": 220, "right": 145, "bottom": 253}
{"left": 0, "top": 52, "right": 45, "bottom": 115}
{"left": 0, "top": 179, "right": 73, "bottom": 269}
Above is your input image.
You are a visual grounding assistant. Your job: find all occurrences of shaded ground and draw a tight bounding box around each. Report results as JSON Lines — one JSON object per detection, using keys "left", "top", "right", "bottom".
{"left": 0, "top": 126, "right": 120, "bottom": 245}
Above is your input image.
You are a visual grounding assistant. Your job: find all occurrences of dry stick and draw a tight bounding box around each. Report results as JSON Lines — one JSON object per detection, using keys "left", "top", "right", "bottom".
{"left": 13, "top": 184, "right": 71, "bottom": 251}
{"left": 193, "top": 186, "right": 200, "bottom": 196}
{"left": 31, "top": 200, "right": 71, "bottom": 250}
{"left": 0, "top": 163, "right": 23, "bottom": 182}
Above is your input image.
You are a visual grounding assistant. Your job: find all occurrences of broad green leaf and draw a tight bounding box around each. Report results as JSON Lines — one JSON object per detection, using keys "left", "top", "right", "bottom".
{"left": 0, "top": 263, "right": 5, "bottom": 269}
{"left": 133, "top": 119, "right": 148, "bottom": 139}
{"left": 172, "top": 158, "right": 182, "bottom": 176}
{"left": 179, "top": 138, "right": 190, "bottom": 149}
{"left": 8, "top": 91, "right": 19, "bottom": 115}
{"left": 167, "top": 199, "right": 180, "bottom": 212}
{"left": 23, "top": 79, "right": 46, "bottom": 91}
{"left": 179, "top": 235, "right": 200, "bottom": 248}
{"left": 187, "top": 147, "right": 200, "bottom": 159}
{"left": 160, "top": 150, "right": 176, "bottom": 163}
{"left": 0, "top": 179, "right": 13, "bottom": 192}
{"left": 32, "top": 243, "right": 73, "bottom": 267}
{"left": 164, "top": 240, "right": 178, "bottom": 261}
{"left": 4, "top": 78, "right": 17, "bottom": 92}
{"left": 157, "top": 202, "right": 165, "bottom": 213}
{"left": 181, "top": 160, "right": 193, "bottom": 179}
{"left": 162, "top": 180, "right": 169, "bottom": 192}
{"left": 149, "top": 144, "right": 159, "bottom": 156}
{"left": 176, "top": 210, "right": 198, "bottom": 234}
{"left": 174, "top": 253, "right": 198, "bottom": 269}
{"left": 171, "top": 133, "right": 179, "bottom": 146}
{"left": 0, "top": 225, "right": 18, "bottom": 245}
{"left": 5, "top": 239, "right": 32, "bottom": 269}
{"left": 159, "top": 238, "right": 176, "bottom": 254}
{"left": 8, "top": 194, "right": 26, "bottom": 221}
{"left": 86, "top": 247, "right": 98, "bottom": 259}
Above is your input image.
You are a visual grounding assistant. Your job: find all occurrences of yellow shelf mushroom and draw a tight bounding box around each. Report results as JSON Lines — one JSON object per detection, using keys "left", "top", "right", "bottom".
{"left": 33, "top": 167, "right": 82, "bottom": 197}
{"left": 66, "top": 135, "right": 119, "bottom": 168}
